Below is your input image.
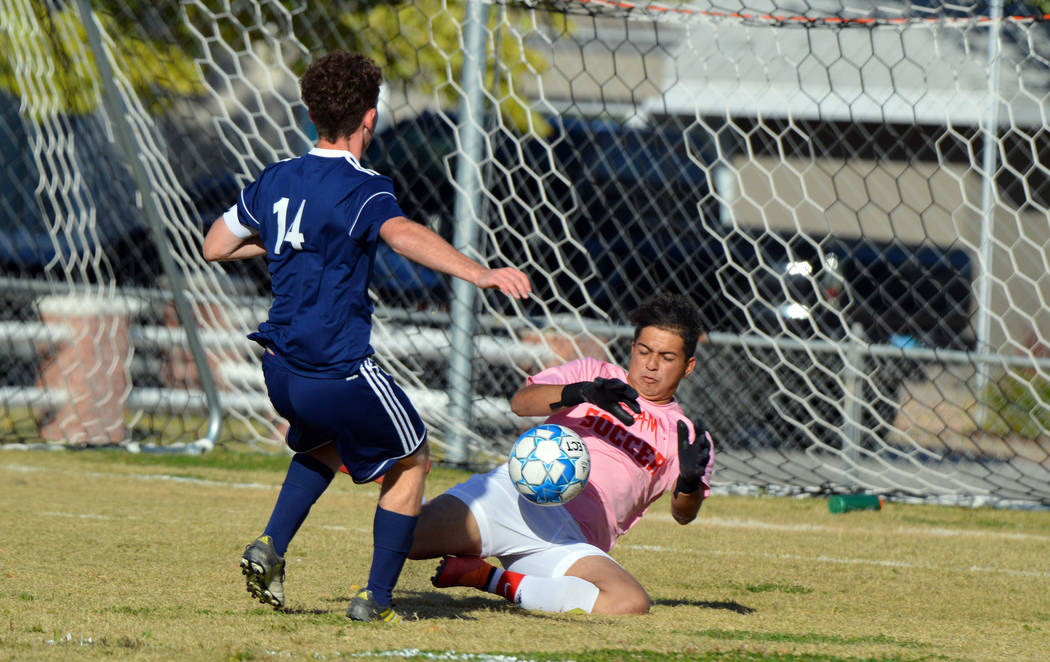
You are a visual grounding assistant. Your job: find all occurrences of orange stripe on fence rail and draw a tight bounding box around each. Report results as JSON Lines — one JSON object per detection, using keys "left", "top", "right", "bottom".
{"left": 514, "top": 0, "right": 1050, "bottom": 27}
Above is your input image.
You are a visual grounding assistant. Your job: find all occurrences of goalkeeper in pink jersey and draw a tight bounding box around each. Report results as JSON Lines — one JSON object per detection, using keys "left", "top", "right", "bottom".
{"left": 408, "top": 293, "right": 714, "bottom": 614}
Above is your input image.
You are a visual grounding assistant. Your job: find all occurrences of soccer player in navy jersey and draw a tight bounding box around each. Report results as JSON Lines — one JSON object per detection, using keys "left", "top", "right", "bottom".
{"left": 202, "top": 51, "right": 531, "bottom": 623}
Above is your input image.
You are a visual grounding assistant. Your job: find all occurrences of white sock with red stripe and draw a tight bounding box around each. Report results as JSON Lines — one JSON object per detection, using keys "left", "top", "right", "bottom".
{"left": 486, "top": 568, "right": 600, "bottom": 613}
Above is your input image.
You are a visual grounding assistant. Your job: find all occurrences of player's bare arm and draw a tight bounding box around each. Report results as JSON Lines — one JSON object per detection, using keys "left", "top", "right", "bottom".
{"left": 512, "top": 379, "right": 640, "bottom": 426}
{"left": 671, "top": 486, "right": 703, "bottom": 524}
{"left": 379, "top": 216, "right": 531, "bottom": 299}
{"left": 509, "top": 383, "right": 566, "bottom": 417}
{"left": 202, "top": 216, "right": 267, "bottom": 262}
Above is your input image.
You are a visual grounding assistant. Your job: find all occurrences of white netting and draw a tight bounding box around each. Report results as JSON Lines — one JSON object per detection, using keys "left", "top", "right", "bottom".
{"left": 1, "top": 0, "right": 1048, "bottom": 506}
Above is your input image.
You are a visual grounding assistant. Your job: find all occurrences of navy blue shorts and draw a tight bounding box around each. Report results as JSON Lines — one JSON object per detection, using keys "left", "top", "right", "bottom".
{"left": 261, "top": 352, "right": 427, "bottom": 483}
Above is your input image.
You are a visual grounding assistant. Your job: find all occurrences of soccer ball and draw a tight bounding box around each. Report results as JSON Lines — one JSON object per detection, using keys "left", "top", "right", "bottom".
{"left": 507, "top": 424, "right": 590, "bottom": 506}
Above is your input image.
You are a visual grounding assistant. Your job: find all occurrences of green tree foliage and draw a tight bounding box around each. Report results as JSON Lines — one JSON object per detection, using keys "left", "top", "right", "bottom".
{"left": 2, "top": 0, "right": 556, "bottom": 132}
{"left": 337, "top": 0, "right": 558, "bottom": 133}
{"left": 0, "top": 1, "right": 203, "bottom": 115}
{"left": 982, "top": 370, "right": 1050, "bottom": 439}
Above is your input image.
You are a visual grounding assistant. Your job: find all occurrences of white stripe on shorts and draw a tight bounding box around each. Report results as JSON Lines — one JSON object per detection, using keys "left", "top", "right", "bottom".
{"left": 361, "top": 358, "right": 417, "bottom": 454}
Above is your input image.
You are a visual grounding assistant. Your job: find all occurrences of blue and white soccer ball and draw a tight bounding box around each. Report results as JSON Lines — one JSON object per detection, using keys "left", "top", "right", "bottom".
{"left": 507, "top": 424, "right": 590, "bottom": 506}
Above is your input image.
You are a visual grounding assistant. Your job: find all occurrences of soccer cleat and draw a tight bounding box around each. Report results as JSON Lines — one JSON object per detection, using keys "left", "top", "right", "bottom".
{"left": 346, "top": 587, "right": 401, "bottom": 623}
{"left": 240, "top": 535, "right": 286, "bottom": 610}
{"left": 431, "top": 555, "right": 496, "bottom": 590}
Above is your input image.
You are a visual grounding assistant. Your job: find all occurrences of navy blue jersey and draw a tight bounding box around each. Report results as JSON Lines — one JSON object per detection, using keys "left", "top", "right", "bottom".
{"left": 223, "top": 148, "right": 405, "bottom": 376}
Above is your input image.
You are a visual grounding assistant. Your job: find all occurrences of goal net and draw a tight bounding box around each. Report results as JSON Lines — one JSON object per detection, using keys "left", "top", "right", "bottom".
{"left": 1, "top": 0, "right": 1049, "bottom": 507}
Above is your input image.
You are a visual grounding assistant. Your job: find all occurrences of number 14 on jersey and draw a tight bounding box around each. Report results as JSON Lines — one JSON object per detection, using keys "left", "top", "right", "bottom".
{"left": 273, "top": 197, "right": 306, "bottom": 254}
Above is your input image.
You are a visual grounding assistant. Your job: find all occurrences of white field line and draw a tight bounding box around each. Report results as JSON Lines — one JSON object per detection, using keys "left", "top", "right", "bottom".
{"left": 41, "top": 511, "right": 139, "bottom": 520}
{"left": 36, "top": 640, "right": 542, "bottom": 659}
{"left": 8, "top": 463, "right": 376, "bottom": 532}
{"left": 321, "top": 524, "right": 370, "bottom": 534}
{"left": 622, "top": 543, "right": 1050, "bottom": 580}
{"left": 648, "top": 513, "right": 1050, "bottom": 543}
{"left": 3, "top": 462, "right": 279, "bottom": 491}
{"left": 346, "top": 651, "right": 542, "bottom": 662}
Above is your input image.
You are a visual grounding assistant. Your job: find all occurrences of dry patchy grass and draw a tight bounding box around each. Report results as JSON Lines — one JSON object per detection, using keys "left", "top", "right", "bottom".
{"left": 1, "top": 448, "right": 1048, "bottom": 661}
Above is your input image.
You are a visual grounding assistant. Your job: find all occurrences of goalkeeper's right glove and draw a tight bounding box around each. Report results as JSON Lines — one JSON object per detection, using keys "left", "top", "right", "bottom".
{"left": 550, "top": 377, "right": 640, "bottom": 426}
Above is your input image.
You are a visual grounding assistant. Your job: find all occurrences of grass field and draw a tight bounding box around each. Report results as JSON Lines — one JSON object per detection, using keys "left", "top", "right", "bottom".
{"left": 1, "top": 448, "right": 1048, "bottom": 662}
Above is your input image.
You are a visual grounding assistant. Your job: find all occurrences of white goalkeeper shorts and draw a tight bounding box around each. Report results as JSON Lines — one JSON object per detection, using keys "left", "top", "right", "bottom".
{"left": 444, "top": 464, "right": 617, "bottom": 577}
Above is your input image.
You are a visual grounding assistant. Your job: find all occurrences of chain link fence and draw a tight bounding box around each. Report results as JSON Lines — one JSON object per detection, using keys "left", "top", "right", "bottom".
{"left": 1, "top": 0, "right": 1049, "bottom": 506}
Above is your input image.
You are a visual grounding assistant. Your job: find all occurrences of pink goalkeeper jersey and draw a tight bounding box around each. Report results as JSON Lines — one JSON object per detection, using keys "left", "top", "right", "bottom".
{"left": 528, "top": 357, "right": 714, "bottom": 552}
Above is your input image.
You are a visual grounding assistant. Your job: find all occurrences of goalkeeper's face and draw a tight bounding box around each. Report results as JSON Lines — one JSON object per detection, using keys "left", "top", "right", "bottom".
{"left": 626, "top": 326, "right": 696, "bottom": 405}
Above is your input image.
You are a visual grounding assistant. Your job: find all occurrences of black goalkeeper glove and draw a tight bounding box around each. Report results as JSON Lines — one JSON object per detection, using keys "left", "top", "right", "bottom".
{"left": 675, "top": 418, "right": 712, "bottom": 497}
{"left": 551, "top": 377, "right": 641, "bottom": 426}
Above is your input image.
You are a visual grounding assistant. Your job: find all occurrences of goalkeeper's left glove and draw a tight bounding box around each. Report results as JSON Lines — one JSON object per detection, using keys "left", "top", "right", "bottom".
{"left": 675, "top": 418, "right": 712, "bottom": 497}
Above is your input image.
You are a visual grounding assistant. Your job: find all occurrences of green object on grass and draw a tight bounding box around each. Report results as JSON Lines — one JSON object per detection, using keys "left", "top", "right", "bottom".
{"left": 828, "top": 494, "right": 883, "bottom": 514}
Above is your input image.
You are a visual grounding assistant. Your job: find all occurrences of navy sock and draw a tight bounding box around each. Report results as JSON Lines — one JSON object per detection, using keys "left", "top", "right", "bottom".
{"left": 366, "top": 507, "right": 418, "bottom": 606}
{"left": 263, "top": 453, "right": 335, "bottom": 557}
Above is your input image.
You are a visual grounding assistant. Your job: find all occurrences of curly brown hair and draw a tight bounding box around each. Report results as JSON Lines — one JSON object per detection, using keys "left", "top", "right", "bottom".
{"left": 629, "top": 293, "right": 705, "bottom": 359}
{"left": 299, "top": 51, "right": 382, "bottom": 142}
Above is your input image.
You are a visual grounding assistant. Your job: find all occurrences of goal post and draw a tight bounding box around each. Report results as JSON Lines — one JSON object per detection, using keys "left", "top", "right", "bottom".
{"left": 1, "top": 0, "right": 1049, "bottom": 507}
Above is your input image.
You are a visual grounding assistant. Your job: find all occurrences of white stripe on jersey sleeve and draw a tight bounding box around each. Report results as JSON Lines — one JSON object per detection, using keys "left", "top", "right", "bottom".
{"left": 237, "top": 189, "right": 262, "bottom": 228}
{"left": 222, "top": 204, "right": 256, "bottom": 238}
{"left": 347, "top": 191, "right": 397, "bottom": 238}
